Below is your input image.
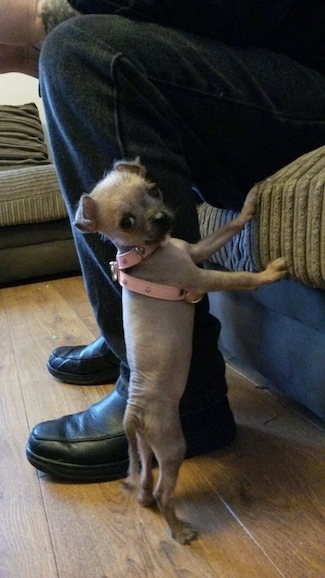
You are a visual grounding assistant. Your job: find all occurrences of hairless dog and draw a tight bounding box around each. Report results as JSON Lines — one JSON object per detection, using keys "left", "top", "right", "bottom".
{"left": 75, "top": 158, "right": 287, "bottom": 544}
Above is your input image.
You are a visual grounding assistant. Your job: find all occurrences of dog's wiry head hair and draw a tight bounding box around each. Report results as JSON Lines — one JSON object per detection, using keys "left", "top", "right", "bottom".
{"left": 74, "top": 158, "right": 174, "bottom": 250}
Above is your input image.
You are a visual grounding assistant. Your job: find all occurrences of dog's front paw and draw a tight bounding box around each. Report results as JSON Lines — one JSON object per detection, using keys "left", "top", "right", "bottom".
{"left": 170, "top": 520, "right": 198, "bottom": 545}
{"left": 264, "top": 257, "right": 288, "bottom": 282}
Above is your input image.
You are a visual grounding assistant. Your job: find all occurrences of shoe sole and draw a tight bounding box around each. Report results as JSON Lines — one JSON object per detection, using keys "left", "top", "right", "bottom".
{"left": 26, "top": 446, "right": 129, "bottom": 483}
{"left": 47, "top": 362, "right": 120, "bottom": 386}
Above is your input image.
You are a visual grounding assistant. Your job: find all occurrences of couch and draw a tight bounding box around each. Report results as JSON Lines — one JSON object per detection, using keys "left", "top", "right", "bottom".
{"left": 1, "top": 103, "right": 324, "bottom": 420}
{"left": 0, "top": 103, "right": 79, "bottom": 284}
{"left": 199, "top": 146, "right": 325, "bottom": 421}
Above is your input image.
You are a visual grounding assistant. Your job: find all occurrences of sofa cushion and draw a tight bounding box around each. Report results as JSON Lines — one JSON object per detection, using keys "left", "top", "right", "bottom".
{"left": 0, "top": 164, "right": 67, "bottom": 226}
{"left": 0, "top": 103, "right": 49, "bottom": 169}
{"left": 198, "top": 203, "right": 258, "bottom": 272}
{"left": 256, "top": 145, "right": 325, "bottom": 289}
{"left": 198, "top": 145, "right": 325, "bottom": 289}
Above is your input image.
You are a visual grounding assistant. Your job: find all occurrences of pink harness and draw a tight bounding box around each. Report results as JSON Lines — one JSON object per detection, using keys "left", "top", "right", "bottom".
{"left": 109, "top": 244, "right": 202, "bottom": 303}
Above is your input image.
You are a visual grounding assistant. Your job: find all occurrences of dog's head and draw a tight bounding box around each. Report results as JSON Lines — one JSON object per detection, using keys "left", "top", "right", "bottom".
{"left": 74, "top": 158, "right": 174, "bottom": 249}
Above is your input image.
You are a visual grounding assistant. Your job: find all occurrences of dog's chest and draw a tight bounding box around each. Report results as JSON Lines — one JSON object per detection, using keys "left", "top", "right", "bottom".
{"left": 121, "top": 288, "right": 194, "bottom": 378}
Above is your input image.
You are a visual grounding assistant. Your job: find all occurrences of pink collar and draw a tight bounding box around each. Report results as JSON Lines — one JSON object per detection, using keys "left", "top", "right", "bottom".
{"left": 109, "top": 244, "right": 188, "bottom": 301}
{"left": 116, "top": 243, "right": 159, "bottom": 269}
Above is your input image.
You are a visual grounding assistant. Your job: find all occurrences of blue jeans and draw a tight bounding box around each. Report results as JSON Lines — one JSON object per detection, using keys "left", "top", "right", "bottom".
{"left": 40, "top": 14, "right": 325, "bottom": 408}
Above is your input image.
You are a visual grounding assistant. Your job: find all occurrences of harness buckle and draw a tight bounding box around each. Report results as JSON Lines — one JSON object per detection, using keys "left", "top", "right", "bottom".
{"left": 109, "top": 260, "right": 118, "bottom": 281}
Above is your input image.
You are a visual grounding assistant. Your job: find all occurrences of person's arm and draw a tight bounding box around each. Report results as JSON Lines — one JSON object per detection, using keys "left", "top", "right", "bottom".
{"left": 0, "top": 0, "right": 79, "bottom": 76}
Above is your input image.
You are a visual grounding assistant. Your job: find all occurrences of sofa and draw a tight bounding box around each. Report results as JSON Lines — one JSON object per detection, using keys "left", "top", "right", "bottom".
{"left": 199, "top": 146, "right": 325, "bottom": 421}
{"left": 1, "top": 103, "right": 324, "bottom": 420}
{"left": 0, "top": 103, "right": 79, "bottom": 284}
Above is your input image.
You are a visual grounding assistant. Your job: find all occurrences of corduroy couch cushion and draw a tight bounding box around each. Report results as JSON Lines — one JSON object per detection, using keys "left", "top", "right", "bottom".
{"left": 0, "top": 103, "right": 49, "bottom": 170}
{"left": 0, "top": 164, "right": 67, "bottom": 226}
{"left": 198, "top": 145, "right": 325, "bottom": 289}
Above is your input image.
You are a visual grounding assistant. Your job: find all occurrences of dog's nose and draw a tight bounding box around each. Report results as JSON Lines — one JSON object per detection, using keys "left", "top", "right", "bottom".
{"left": 152, "top": 211, "right": 171, "bottom": 225}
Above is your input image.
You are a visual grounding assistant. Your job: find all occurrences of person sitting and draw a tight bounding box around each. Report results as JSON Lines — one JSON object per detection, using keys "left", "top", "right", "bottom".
{"left": 1, "top": 0, "right": 324, "bottom": 482}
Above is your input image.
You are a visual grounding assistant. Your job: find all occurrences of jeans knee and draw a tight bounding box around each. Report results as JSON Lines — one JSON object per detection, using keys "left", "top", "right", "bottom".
{"left": 39, "top": 14, "right": 133, "bottom": 92}
{"left": 40, "top": 19, "right": 79, "bottom": 84}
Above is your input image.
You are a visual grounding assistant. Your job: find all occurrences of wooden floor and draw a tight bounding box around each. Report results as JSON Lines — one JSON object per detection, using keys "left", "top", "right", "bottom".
{"left": 0, "top": 275, "right": 324, "bottom": 578}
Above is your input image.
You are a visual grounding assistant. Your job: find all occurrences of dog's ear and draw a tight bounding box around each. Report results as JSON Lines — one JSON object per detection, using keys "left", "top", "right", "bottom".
{"left": 74, "top": 194, "right": 98, "bottom": 232}
{"left": 114, "top": 157, "right": 146, "bottom": 177}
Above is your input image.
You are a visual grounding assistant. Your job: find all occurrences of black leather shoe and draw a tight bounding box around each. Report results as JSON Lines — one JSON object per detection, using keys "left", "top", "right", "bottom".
{"left": 25, "top": 390, "right": 236, "bottom": 482}
{"left": 47, "top": 336, "right": 120, "bottom": 385}
{"left": 26, "top": 389, "right": 129, "bottom": 482}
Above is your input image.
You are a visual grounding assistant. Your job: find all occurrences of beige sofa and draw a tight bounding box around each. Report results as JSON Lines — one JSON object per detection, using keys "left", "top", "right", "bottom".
{"left": 0, "top": 103, "right": 79, "bottom": 284}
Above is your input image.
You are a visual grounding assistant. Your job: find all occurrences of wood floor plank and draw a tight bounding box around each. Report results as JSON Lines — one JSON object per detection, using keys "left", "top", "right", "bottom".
{"left": 0, "top": 291, "right": 58, "bottom": 578}
{"left": 192, "top": 366, "right": 325, "bottom": 578}
{"left": 49, "top": 275, "right": 99, "bottom": 337}
{"left": 39, "top": 463, "right": 282, "bottom": 578}
{"left": 1, "top": 276, "right": 324, "bottom": 578}
{"left": 1, "top": 281, "right": 112, "bottom": 428}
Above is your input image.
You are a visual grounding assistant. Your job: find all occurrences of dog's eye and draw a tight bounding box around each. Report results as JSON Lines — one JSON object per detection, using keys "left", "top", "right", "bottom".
{"left": 120, "top": 215, "right": 135, "bottom": 230}
{"left": 148, "top": 187, "right": 162, "bottom": 199}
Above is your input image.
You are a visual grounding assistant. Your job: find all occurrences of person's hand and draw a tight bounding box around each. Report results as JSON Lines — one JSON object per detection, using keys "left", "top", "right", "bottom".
{"left": 0, "top": 0, "right": 79, "bottom": 77}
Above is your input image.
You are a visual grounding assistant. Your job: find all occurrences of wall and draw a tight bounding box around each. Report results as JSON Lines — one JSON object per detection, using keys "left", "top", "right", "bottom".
{"left": 0, "top": 72, "right": 50, "bottom": 153}
{"left": 0, "top": 72, "right": 45, "bottom": 121}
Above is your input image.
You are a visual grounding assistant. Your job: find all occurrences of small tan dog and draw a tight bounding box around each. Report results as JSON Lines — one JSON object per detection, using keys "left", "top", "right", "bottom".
{"left": 75, "top": 158, "right": 287, "bottom": 544}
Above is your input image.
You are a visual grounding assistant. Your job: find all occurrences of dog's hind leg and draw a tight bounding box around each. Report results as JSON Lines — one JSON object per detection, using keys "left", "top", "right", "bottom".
{"left": 123, "top": 411, "right": 140, "bottom": 490}
{"left": 152, "top": 425, "right": 198, "bottom": 545}
{"left": 153, "top": 458, "right": 198, "bottom": 545}
{"left": 137, "top": 433, "right": 155, "bottom": 507}
{"left": 123, "top": 411, "right": 155, "bottom": 505}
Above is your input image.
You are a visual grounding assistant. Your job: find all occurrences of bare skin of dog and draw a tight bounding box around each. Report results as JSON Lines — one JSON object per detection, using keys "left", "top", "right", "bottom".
{"left": 75, "top": 159, "right": 287, "bottom": 544}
